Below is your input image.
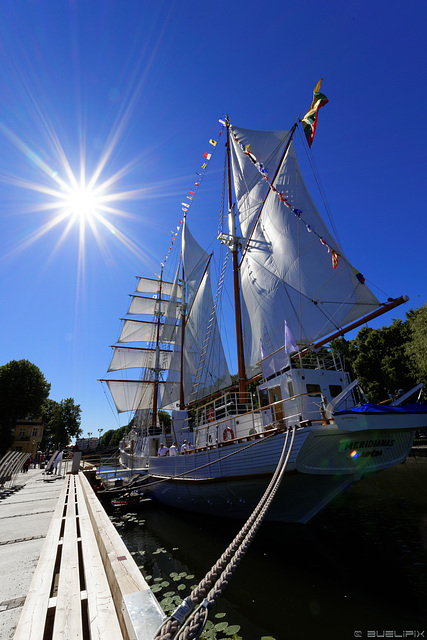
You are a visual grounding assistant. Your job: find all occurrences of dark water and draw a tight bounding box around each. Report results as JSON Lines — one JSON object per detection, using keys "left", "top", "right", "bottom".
{"left": 105, "top": 459, "right": 427, "bottom": 640}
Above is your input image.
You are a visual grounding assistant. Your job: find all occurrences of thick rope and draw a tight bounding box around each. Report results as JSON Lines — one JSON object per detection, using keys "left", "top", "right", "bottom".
{"left": 154, "top": 425, "right": 296, "bottom": 640}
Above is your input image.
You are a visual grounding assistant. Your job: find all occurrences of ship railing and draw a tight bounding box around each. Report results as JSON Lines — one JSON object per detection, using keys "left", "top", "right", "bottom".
{"left": 193, "top": 391, "right": 339, "bottom": 450}
{"left": 195, "top": 392, "right": 255, "bottom": 427}
{"left": 291, "top": 350, "right": 345, "bottom": 372}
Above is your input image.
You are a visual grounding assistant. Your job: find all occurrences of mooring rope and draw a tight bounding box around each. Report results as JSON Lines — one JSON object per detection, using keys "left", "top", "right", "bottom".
{"left": 153, "top": 425, "right": 296, "bottom": 640}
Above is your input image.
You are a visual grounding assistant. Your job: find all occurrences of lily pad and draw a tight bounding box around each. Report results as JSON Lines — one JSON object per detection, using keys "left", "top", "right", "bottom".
{"left": 150, "top": 584, "right": 162, "bottom": 593}
{"left": 225, "top": 625, "right": 241, "bottom": 635}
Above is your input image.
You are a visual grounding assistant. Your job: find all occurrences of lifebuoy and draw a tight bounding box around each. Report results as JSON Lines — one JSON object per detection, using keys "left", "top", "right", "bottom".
{"left": 208, "top": 408, "right": 215, "bottom": 422}
{"left": 222, "top": 427, "right": 235, "bottom": 441}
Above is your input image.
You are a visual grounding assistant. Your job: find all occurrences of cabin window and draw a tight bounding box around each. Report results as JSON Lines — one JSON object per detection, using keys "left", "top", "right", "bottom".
{"left": 306, "top": 384, "right": 321, "bottom": 397}
{"left": 287, "top": 380, "right": 294, "bottom": 398}
{"left": 259, "top": 389, "right": 269, "bottom": 408}
{"left": 32, "top": 428, "right": 38, "bottom": 436}
{"left": 329, "top": 385, "right": 342, "bottom": 398}
{"left": 19, "top": 429, "right": 26, "bottom": 438}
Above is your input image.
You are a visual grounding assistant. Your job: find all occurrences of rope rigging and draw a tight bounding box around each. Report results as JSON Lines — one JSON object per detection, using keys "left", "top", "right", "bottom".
{"left": 153, "top": 425, "right": 296, "bottom": 640}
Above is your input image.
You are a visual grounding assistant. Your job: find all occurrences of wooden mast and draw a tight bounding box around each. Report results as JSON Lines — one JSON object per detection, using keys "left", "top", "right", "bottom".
{"left": 226, "top": 116, "right": 246, "bottom": 398}
{"left": 152, "top": 269, "right": 164, "bottom": 427}
{"left": 179, "top": 233, "right": 186, "bottom": 409}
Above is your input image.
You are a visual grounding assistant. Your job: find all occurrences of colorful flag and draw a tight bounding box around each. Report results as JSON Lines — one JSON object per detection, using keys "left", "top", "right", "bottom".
{"left": 332, "top": 250, "right": 339, "bottom": 269}
{"left": 204, "top": 152, "right": 212, "bottom": 160}
{"left": 188, "top": 190, "right": 195, "bottom": 195}
{"left": 209, "top": 139, "right": 217, "bottom": 146}
{"left": 301, "top": 79, "right": 329, "bottom": 148}
{"left": 352, "top": 266, "right": 365, "bottom": 284}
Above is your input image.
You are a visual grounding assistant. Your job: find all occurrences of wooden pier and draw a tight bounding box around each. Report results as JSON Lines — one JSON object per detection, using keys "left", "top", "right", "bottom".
{"left": 3, "top": 468, "right": 164, "bottom": 640}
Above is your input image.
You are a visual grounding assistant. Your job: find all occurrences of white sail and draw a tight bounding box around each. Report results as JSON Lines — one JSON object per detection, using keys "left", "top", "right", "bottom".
{"left": 136, "top": 277, "right": 180, "bottom": 299}
{"left": 118, "top": 319, "right": 176, "bottom": 344}
{"left": 230, "top": 125, "right": 380, "bottom": 372}
{"left": 161, "top": 222, "right": 231, "bottom": 409}
{"left": 106, "top": 380, "right": 160, "bottom": 413}
{"left": 127, "top": 295, "right": 180, "bottom": 317}
{"left": 108, "top": 346, "right": 173, "bottom": 372}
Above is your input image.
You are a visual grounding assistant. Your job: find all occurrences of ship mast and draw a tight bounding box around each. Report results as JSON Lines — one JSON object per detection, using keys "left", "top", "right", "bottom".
{"left": 152, "top": 269, "right": 164, "bottom": 427}
{"left": 225, "top": 116, "right": 246, "bottom": 398}
{"left": 179, "top": 251, "right": 186, "bottom": 409}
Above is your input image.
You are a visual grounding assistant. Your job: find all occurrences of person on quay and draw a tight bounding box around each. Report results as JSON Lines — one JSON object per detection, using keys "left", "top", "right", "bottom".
{"left": 169, "top": 442, "right": 178, "bottom": 456}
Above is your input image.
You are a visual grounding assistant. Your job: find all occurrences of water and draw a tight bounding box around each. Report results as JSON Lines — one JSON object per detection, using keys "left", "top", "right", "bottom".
{"left": 103, "top": 458, "right": 427, "bottom": 640}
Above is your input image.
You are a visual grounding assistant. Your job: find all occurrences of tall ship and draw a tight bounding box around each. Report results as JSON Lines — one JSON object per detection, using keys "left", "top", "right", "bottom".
{"left": 102, "top": 84, "right": 427, "bottom": 523}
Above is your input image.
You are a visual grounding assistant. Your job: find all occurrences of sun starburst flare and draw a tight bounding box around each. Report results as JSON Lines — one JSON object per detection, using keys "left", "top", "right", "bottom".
{"left": 0, "top": 118, "right": 160, "bottom": 270}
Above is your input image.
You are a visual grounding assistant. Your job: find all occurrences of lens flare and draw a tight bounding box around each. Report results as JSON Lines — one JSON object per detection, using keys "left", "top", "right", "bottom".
{"left": 350, "top": 450, "right": 359, "bottom": 459}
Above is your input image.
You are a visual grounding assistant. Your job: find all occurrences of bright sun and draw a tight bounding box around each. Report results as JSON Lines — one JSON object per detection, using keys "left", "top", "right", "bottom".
{"left": 66, "top": 185, "right": 98, "bottom": 220}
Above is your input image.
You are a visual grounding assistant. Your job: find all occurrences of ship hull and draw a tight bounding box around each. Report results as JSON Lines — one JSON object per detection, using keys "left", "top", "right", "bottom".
{"left": 121, "top": 425, "right": 415, "bottom": 523}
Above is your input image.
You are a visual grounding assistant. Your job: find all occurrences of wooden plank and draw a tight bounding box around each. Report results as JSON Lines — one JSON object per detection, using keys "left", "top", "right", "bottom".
{"left": 52, "top": 475, "right": 83, "bottom": 639}
{"left": 74, "top": 475, "right": 122, "bottom": 640}
{"left": 79, "top": 473, "right": 151, "bottom": 637}
{"left": 14, "top": 476, "right": 69, "bottom": 640}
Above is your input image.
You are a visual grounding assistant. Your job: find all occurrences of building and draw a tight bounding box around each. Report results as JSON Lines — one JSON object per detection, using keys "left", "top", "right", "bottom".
{"left": 75, "top": 437, "right": 99, "bottom": 451}
{"left": 13, "top": 419, "right": 44, "bottom": 458}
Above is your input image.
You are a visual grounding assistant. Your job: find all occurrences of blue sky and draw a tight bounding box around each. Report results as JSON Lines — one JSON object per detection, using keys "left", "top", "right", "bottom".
{"left": 0, "top": 0, "right": 425, "bottom": 437}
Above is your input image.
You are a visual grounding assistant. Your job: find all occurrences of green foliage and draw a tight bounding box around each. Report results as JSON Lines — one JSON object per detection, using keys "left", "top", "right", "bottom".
{"left": 351, "top": 320, "right": 415, "bottom": 403}
{"left": 158, "top": 410, "right": 171, "bottom": 432}
{"left": 331, "top": 313, "right": 424, "bottom": 403}
{"left": 0, "top": 359, "right": 50, "bottom": 456}
{"left": 109, "top": 423, "right": 131, "bottom": 447}
{"left": 100, "top": 428, "right": 117, "bottom": 447}
{"left": 42, "top": 397, "right": 82, "bottom": 449}
{"left": 405, "top": 304, "right": 427, "bottom": 394}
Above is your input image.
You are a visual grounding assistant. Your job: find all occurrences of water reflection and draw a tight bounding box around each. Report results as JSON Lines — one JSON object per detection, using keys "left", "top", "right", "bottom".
{"left": 105, "top": 459, "right": 427, "bottom": 640}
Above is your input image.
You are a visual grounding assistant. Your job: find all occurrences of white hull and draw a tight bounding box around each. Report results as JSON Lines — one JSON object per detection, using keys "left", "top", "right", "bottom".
{"left": 119, "top": 422, "right": 416, "bottom": 523}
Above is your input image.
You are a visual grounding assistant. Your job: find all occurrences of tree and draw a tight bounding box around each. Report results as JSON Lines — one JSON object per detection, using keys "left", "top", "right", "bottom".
{"left": 0, "top": 360, "right": 50, "bottom": 456}
{"left": 405, "top": 304, "right": 427, "bottom": 397}
{"left": 158, "top": 410, "right": 171, "bottom": 433}
{"left": 100, "top": 429, "right": 116, "bottom": 447}
{"left": 42, "top": 398, "right": 82, "bottom": 449}
{"left": 109, "top": 424, "right": 131, "bottom": 447}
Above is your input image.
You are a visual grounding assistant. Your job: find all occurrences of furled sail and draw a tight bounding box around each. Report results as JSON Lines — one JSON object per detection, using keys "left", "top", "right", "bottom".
{"left": 230, "top": 125, "right": 380, "bottom": 374}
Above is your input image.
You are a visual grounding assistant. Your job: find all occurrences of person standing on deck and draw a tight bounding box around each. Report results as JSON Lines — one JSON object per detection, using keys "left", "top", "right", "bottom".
{"left": 157, "top": 443, "right": 169, "bottom": 457}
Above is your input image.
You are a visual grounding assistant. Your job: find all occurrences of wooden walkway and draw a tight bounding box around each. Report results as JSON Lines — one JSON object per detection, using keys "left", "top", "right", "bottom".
{"left": 13, "top": 472, "right": 164, "bottom": 640}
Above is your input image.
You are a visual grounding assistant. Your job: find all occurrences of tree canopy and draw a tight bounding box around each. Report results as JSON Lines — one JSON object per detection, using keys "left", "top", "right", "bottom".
{"left": 405, "top": 304, "right": 427, "bottom": 391}
{"left": 0, "top": 360, "right": 51, "bottom": 456}
{"left": 331, "top": 310, "right": 424, "bottom": 403}
{"left": 42, "top": 398, "right": 82, "bottom": 450}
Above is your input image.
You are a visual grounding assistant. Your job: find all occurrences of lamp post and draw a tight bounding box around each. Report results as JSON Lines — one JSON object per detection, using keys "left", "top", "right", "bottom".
{"left": 98, "top": 428, "right": 103, "bottom": 445}
{"left": 87, "top": 432, "right": 92, "bottom": 451}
